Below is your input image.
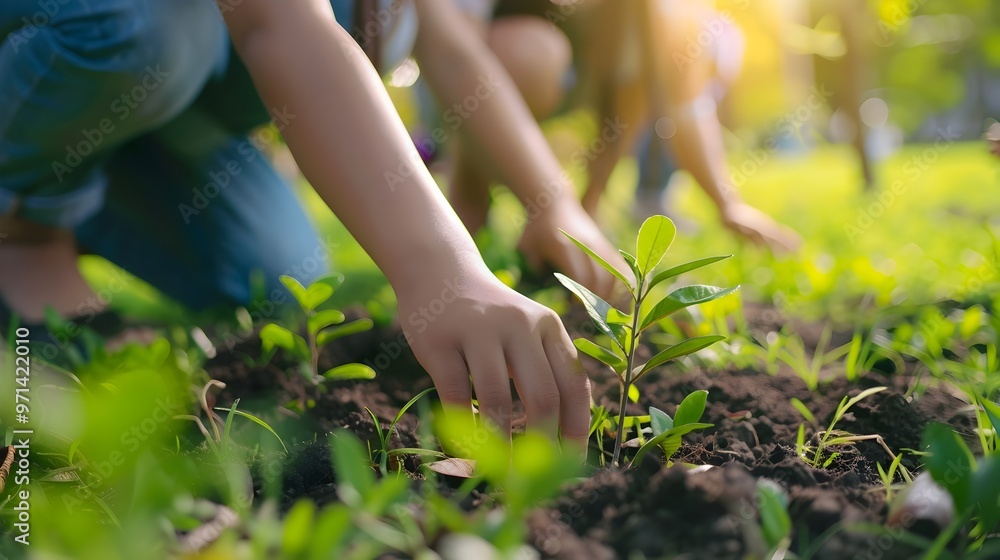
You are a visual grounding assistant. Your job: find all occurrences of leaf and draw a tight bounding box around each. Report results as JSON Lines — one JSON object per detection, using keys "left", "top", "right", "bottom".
{"left": 639, "top": 285, "right": 739, "bottom": 331}
{"left": 971, "top": 455, "right": 1000, "bottom": 530}
{"left": 631, "top": 422, "right": 713, "bottom": 465}
{"left": 757, "top": 480, "right": 791, "bottom": 549}
{"left": 316, "top": 318, "right": 374, "bottom": 347}
{"left": 313, "top": 272, "right": 346, "bottom": 295}
{"left": 390, "top": 387, "right": 437, "bottom": 434}
{"left": 307, "top": 309, "right": 346, "bottom": 336}
{"left": 979, "top": 397, "right": 1000, "bottom": 438}
{"left": 921, "top": 423, "right": 975, "bottom": 512}
{"left": 790, "top": 398, "right": 818, "bottom": 425}
{"left": 843, "top": 386, "right": 888, "bottom": 414}
{"left": 555, "top": 273, "right": 618, "bottom": 342}
{"left": 609, "top": 324, "right": 631, "bottom": 352}
{"left": 560, "top": 229, "right": 633, "bottom": 290}
{"left": 323, "top": 363, "right": 376, "bottom": 382}
{"left": 308, "top": 506, "right": 351, "bottom": 557}
{"left": 426, "top": 458, "right": 477, "bottom": 478}
{"left": 282, "top": 500, "right": 316, "bottom": 556}
{"left": 647, "top": 255, "right": 732, "bottom": 291}
{"left": 619, "top": 250, "right": 642, "bottom": 282}
{"left": 635, "top": 216, "right": 677, "bottom": 278}
{"left": 636, "top": 336, "right": 725, "bottom": 377}
{"left": 628, "top": 385, "right": 640, "bottom": 403}
{"left": 279, "top": 275, "right": 308, "bottom": 310}
{"left": 674, "top": 390, "right": 709, "bottom": 427}
{"left": 260, "top": 324, "right": 308, "bottom": 359}
{"left": 331, "top": 430, "right": 375, "bottom": 503}
{"left": 304, "top": 282, "right": 334, "bottom": 312}
{"left": 213, "top": 407, "right": 289, "bottom": 453}
{"left": 606, "top": 308, "right": 632, "bottom": 325}
{"left": 649, "top": 407, "right": 673, "bottom": 436}
{"left": 574, "top": 339, "right": 626, "bottom": 371}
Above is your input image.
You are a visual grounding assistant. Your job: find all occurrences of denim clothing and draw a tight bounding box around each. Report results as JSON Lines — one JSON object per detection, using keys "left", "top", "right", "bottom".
{"left": 0, "top": 0, "right": 343, "bottom": 309}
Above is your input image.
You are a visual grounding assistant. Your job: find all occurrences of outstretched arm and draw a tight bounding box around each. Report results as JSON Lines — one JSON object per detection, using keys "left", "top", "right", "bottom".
{"left": 220, "top": 0, "right": 591, "bottom": 451}
{"left": 412, "top": 0, "right": 629, "bottom": 298}
{"left": 643, "top": 0, "right": 801, "bottom": 252}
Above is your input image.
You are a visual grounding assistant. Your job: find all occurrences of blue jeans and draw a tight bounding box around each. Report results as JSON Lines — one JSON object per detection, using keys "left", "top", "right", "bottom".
{"left": 0, "top": 0, "right": 344, "bottom": 310}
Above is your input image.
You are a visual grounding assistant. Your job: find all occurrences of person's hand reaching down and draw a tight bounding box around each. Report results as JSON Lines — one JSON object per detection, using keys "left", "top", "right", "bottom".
{"left": 395, "top": 259, "right": 593, "bottom": 455}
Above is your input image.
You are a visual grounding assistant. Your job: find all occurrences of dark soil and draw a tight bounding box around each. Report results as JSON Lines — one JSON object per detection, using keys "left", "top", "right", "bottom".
{"left": 203, "top": 306, "right": 976, "bottom": 559}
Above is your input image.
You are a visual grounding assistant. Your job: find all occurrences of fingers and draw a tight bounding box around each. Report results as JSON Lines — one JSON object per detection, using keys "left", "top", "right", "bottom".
{"left": 422, "top": 349, "right": 473, "bottom": 413}
{"left": 464, "top": 338, "right": 514, "bottom": 439}
{"left": 505, "top": 329, "right": 562, "bottom": 441}
{"left": 541, "top": 321, "right": 593, "bottom": 457}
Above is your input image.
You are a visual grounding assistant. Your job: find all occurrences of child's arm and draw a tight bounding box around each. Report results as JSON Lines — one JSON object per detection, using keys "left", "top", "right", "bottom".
{"left": 645, "top": 1, "right": 802, "bottom": 252}
{"left": 221, "top": 0, "right": 590, "bottom": 449}
{"left": 411, "top": 0, "right": 627, "bottom": 299}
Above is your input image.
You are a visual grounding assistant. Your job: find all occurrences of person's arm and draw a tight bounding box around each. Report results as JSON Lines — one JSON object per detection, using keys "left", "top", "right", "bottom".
{"left": 643, "top": 1, "right": 802, "bottom": 252}
{"left": 411, "top": 0, "right": 628, "bottom": 298}
{"left": 220, "top": 0, "right": 591, "bottom": 450}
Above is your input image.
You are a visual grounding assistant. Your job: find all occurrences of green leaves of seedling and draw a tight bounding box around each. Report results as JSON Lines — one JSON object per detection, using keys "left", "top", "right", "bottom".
{"left": 635, "top": 215, "right": 676, "bottom": 277}
{"left": 308, "top": 309, "right": 346, "bottom": 337}
{"left": 561, "top": 230, "right": 634, "bottom": 290}
{"left": 635, "top": 335, "right": 726, "bottom": 380}
{"left": 574, "top": 338, "right": 626, "bottom": 371}
{"left": 323, "top": 363, "right": 376, "bottom": 381}
{"left": 554, "top": 273, "right": 618, "bottom": 343}
{"left": 264, "top": 274, "right": 375, "bottom": 390}
{"left": 756, "top": 480, "right": 792, "bottom": 550}
{"left": 261, "top": 324, "right": 308, "bottom": 359}
{"left": 555, "top": 216, "right": 733, "bottom": 467}
{"left": 282, "top": 274, "right": 339, "bottom": 313}
{"left": 632, "top": 390, "right": 713, "bottom": 466}
{"left": 317, "top": 318, "right": 374, "bottom": 347}
{"left": 648, "top": 255, "right": 732, "bottom": 291}
{"left": 331, "top": 429, "right": 376, "bottom": 506}
{"left": 639, "top": 285, "right": 739, "bottom": 332}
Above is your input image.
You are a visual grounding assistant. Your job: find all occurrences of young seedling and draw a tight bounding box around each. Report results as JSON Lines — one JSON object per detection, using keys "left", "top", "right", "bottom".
{"left": 176, "top": 380, "right": 289, "bottom": 460}
{"left": 364, "top": 387, "right": 443, "bottom": 475}
{"left": 555, "top": 215, "right": 738, "bottom": 467}
{"left": 630, "top": 389, "right": 714, "bottom": 467}
{"left": 260, "top": 274, "right": 375, "bottom": 385}
{"left": 792, "top": 387, "right": 901, "bottom": 469}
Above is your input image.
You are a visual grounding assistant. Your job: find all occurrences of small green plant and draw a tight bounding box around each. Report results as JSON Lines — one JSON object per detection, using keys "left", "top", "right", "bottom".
{"left": 792, "top": 387, "right": 903, "bottom": 469}
{"left": 770, "top": 327, "right": 851, "bottom": 390}
{"left": 363, "top": 387, "right": 443, "bottom": 475}
{"left": 756, "top": 479, "right": 792, "bottom": 555}
{"left": 177, "top": 380, "right": 288, "bottom": 460}
{"left": 260, "top": 274, "right": 375, "bottom": 385}
{"left": 555, "top": 215, "right": 737, "bottom": 466}
{"left": 631, "top": 389, "right": 713, "bottom": 467}
{"left": 877, "top": 450, "right": 914, "bottom": 501}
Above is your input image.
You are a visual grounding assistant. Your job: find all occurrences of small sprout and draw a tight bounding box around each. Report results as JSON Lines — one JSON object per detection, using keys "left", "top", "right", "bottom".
{"left": 794, "top": 387, "right": 900, "bottom": 469}
{"left": 365, "top": 387, "right": 437, "bottom": 475}
{"left": 260, "top": 274, "right": 375, "bottom": 388}
{"left": 176, "top": 380, "right": 288, "bottom": 461}
{"left": 555, "top": 215, "right": 737, "bottom": 467}
{"left": 631, "top": 390, "right": 714, "bottom": 467}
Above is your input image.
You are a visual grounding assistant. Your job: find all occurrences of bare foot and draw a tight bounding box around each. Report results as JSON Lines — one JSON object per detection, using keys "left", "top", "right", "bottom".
{"left": 0, "top": 218, "right": 104, "bottom": 323}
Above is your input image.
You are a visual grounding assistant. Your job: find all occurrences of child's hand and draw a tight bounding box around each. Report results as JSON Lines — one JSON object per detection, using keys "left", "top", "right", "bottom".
{"left": 518, "top": 201, "right": 632, "bottom": 303}
{"left": 720, "top": 201, "right": 802, "bottom": 254}
{"left": 396, "top": 262, "right": 592, "bottom": 452}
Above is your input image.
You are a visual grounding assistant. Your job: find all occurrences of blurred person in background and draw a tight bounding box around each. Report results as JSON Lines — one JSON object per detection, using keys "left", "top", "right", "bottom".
{"left": 571, "top": 0, "right": 802, "bottom": 252}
